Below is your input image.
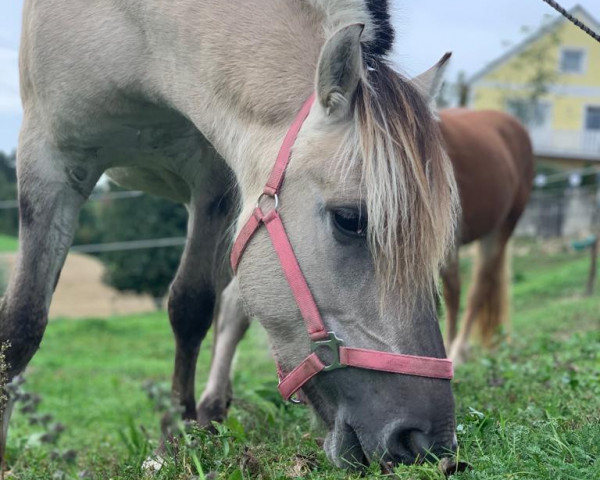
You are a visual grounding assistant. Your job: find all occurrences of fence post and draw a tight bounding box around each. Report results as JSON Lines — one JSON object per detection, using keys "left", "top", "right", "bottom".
{"left": 586, "top": 237, "right": 598, "bottom": 296}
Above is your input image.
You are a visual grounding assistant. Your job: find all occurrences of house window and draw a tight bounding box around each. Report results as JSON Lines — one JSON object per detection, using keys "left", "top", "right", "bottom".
{"left": 585, "top": 107, "right": 600, "bottom": 130}
{"left": 560, "top": 49, "right": 585, "bottom": 73}
{"left": 506, "top": 99, "right": 551, "bottom": 128}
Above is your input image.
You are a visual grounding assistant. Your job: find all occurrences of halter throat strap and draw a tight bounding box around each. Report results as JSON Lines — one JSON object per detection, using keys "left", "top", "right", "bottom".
{"left": 231, "top": 93, "right": 453, "bottom": 401}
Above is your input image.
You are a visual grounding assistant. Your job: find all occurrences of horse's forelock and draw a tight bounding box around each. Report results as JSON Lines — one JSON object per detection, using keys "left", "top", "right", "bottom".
{"left": 346, "top": 62, "right": 459, "bottom": 308}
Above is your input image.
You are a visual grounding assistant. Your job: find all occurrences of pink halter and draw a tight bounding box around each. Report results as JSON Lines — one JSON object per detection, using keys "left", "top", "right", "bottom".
{"left": 231, "top": 93, "right": 453, "bottom": 401}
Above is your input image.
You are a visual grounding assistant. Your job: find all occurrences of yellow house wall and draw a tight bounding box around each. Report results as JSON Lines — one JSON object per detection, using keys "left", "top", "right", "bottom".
{"left": 556, "top": 12, "right": 600, "bottom": 88}
{"left": 470, "top": 86, "right": 507, "bottom": 111}
{"left": 470, "top": 10, "right": 600, "bottom": 132}
{"left": 552, "top": 96, "right": 600, "bottom": 130}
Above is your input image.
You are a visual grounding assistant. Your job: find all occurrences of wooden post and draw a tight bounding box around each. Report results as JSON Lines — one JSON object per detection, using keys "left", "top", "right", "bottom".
{"left": 586, "top": 238, "right": 597, "bottom": 296}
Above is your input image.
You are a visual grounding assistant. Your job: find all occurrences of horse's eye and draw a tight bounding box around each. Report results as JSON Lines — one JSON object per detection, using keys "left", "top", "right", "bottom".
{"left": 332, "top": 208, "right": 367, "bottom": 239}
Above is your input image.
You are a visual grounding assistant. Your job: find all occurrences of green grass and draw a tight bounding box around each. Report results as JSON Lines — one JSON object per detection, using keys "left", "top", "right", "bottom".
{"left": 0, "top": 234, "right": 18, "bottom": 253}
{"left": 6, "top": 242, "right": 600, "bottom": 479}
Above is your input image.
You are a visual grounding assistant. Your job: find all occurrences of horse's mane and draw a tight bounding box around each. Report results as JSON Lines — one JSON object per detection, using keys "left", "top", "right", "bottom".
{"left": 307, "top": 0, "right": 394, "bottom": 58}
{"left": 343, "top": 60, "right": 459, "bottom": 306}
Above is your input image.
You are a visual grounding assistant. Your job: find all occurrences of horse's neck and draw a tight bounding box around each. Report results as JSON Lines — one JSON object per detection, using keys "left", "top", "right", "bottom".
{"left": 141, "top": 2, "right": 319, "bottom": 157}
{"left": 139, "top": 0, "right": 368, "bottom": 194}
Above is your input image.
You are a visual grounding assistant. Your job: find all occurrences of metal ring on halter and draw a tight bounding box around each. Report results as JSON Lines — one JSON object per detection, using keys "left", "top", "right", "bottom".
{"left": 278, "top": 377, "right": 305, "bottom": 404}
{"left": 256, "top": 192, "right": 279, "bottom": 211}
{"left": 311, "top": 332, "right": 347, "bottom": 372}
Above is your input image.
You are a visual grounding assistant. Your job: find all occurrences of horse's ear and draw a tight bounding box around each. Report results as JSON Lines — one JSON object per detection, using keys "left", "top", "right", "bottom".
{"left": 316, "top": 23, "right": 365, "bottom": 119}
{"left": 412, "top": 52, "right": 452, "bottom": 105}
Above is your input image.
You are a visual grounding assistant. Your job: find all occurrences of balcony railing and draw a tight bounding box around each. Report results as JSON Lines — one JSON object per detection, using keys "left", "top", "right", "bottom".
{"left": 529, "top": 129, "right": 600, "bottom": 160}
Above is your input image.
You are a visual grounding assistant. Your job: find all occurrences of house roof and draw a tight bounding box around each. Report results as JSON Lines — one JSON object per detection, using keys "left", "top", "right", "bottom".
{"left": 468, "top": 5, "right": 600, "bottom": 84}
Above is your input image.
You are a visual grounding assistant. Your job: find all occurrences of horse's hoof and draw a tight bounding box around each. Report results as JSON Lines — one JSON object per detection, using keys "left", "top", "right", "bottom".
{"left": 196, "top": 395, "right": 229, "bottom": 430}
{"left": 448, "top": 341, "right": 470, "bottom": 365}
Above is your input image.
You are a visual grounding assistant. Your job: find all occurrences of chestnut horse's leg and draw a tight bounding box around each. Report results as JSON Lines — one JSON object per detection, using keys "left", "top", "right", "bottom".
{"left": 448, "top": 227, "right": 512, "bottom": 364}
{"left": 0, "top": 117, "right": 101, "bottom": 466}
{"left": 197, "top": 279, "right": 249, "bottom": 427}
{"left": 440, "top": 248, "right": 460, "bottom": 349}
{"left": 166, "top": 199, "right": 231, "bottom": 425}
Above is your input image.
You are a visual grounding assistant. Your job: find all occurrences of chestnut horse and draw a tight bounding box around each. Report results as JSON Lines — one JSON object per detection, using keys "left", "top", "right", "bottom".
{"left": 440, "top": 109, "right": 534, "bottom": 363}
{"left": 198, "top": 108, "right": 534, "bottom": 429}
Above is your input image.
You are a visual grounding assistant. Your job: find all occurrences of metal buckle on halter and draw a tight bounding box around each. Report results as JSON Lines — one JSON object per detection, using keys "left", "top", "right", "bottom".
{"left": 256, "top": 192, "right": 279, "bottom": 211}
{"left": 311, "top": 332, "right": 347, "bottom": 372}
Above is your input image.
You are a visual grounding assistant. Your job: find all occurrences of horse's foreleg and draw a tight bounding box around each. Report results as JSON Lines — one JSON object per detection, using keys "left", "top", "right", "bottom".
{"left": 197, "top": 279, "right": 249, "bottom": 427}
{"left": 166, "top": 203, "right": 229, "bottom": 425}
{"left": 440, "top": 249, "right": 460, "bottom": 349}
{"left": 0, "top": 123, "right": 101, "bottom": 467}
{"left": 449, "top": 230, "right": 510, "bottom": 364}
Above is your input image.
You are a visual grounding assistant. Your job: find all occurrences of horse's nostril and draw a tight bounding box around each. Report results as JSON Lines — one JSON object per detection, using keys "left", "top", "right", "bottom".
{"left": 410, "top": 430, "right": 434, "bottom": 456}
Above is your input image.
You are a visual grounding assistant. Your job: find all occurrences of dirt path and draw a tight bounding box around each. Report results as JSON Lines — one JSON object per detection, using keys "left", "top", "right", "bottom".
{"left": 1, "top": 252, "right": 157, "bottom": 318}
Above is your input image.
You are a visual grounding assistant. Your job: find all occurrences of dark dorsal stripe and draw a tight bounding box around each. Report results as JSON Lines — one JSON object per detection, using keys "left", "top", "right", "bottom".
{"left": 364, "top": 0, "right": 395, "bottom": 57}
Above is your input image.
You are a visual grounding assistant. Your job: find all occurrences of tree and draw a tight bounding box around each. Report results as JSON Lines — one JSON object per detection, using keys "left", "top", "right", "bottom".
{"left": 436, "top": 71, "right": 470, "bottom": 109}
{"left": 0, "top": 151, "right": 18, "bottom": 237}
{"left": 499, "top": 17, "right": 562, "bottom": 127}
{"left": 456, "top": 71, "right": 470, "bottom": 107}
{"left": 74, "top": 202, "right": 104, "bottom": 246}
{"left": 98, "top": 188, "right": 187, "bottom": 306}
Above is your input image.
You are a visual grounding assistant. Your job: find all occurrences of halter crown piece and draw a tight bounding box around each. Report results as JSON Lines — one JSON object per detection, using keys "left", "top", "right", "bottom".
{"left": 231, "top": 93, "right": 453, "bottom": 402}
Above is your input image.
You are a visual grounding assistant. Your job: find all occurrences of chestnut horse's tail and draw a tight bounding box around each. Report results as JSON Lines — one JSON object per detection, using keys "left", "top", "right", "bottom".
{"left": 472, "top": 237, "right": 511, "bottom": 347}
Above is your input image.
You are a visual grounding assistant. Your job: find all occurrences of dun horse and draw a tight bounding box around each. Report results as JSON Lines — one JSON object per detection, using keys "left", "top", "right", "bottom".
{"left": 1, "top": 0, "right": 460, "bottom": 469}
{"left": 197, "top": 108, "right": 534, "bottom": 432}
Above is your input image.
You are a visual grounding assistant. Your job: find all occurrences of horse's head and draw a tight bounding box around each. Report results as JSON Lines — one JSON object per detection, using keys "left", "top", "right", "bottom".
{"left": 235, "top": 24, "right": 459, "bottom": 468}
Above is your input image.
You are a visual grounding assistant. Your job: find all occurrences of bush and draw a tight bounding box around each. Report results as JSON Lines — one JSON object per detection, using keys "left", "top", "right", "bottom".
{"left": 0, "top": 151, "right": 18, "bottom": 237}
{"left": 97, "top": 189, "right": 187, "bottom": 303}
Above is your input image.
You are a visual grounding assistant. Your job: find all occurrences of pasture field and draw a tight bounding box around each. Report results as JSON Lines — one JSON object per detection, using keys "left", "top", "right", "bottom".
{"left": 5, "top": 242, "right": 600, "bottom": 479}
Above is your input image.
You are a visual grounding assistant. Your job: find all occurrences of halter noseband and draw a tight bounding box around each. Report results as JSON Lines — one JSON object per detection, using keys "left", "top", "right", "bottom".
{"left": 231, "top": 93, "right": 453, "bottom": 402}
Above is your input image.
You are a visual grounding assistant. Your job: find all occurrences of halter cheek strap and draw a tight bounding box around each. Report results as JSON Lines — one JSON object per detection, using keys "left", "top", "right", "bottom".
{"left": 231, "top": 93, "right": 453, "bottom": 401}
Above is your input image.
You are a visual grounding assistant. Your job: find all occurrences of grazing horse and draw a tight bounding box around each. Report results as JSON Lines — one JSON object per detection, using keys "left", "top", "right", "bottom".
{"left": 199, "top": 108, "right": 534, "bottom": 429}
{"left": 440, "top": 109, "right": 534, "bottom": 363}
{"left": 1, "top": 0, "right": 459, "bottom": 469}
